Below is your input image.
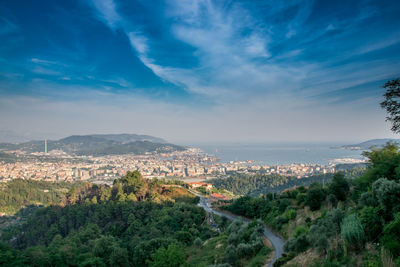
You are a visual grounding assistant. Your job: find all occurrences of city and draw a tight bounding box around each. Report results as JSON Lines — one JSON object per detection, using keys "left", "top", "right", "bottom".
{"left": 0, "top": 146, "right": 337, "bottom": 183}
{"left": 1, "top": 0, "right": 399, "bottom": 266}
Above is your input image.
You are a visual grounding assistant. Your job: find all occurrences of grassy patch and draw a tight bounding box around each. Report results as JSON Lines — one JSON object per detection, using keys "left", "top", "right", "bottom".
{"left": 246, "top": 246, "right": 272, "bottom": 267}
{"left": 186, "top": 234, "right": 228, "bottom": 266}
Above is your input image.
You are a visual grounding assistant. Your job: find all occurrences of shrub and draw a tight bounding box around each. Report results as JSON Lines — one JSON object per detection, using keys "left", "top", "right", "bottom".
{"left": 193, "top": 237, "right": 202, "bottom": 248}
{"left": 359, "top": 206, "right": 383, "bottom": 241}
{"left": 284, "top": 209, "right": 297, "bottom": 220}
{"left": 224, "top": 244, "right": 237, "bottom": 266}
{"left": 284, "top": 234, "right": 309, "bottom": 253}
{"left": 147, "top": 243, "right": 185, "bottom": 267}
{"left": 328, "top": 173, "right": 349, "bottom": 201}
{"left": 237, "top": 243, "right": 253, "bottom": 258}
{"left": 305, "top": 183, "right": 326, "bottom": 211}
{"left": 296, "top": 193, "right": 307, "bottom": 205}
{"left": 327, "top": 194, "right": 337, "bottom": 207}
{"left": 326, "top": 209, "right": 345, "bottom": 234}
{"left": 372, "top": 178, "right": 400, "bottom": 219}
{"left": 380, "top": 213, "right": 400, "bottom": 258}
{"left": 341, "top": 214, "right": 365, "bottom": 250}
{"left": 359, "top": 192, "right": 377, "bottom": 207}
{"left": 294, "top": 226, "right": 308, "bottom": 238}
{"left": 278, "top": 199, "right": 292, "bottom": 213}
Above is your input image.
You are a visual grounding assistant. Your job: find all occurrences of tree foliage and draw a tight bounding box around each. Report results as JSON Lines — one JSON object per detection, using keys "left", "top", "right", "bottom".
{"left": 381, "top": 78, "right": 400, "bottom": 133}
{"left": 328, "top": 172, "right": 349, "bottom": 201}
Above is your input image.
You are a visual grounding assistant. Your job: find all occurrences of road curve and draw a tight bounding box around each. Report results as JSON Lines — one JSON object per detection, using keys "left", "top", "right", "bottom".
{"left": 197, "top": 196, "right": 285, "bottom": 267}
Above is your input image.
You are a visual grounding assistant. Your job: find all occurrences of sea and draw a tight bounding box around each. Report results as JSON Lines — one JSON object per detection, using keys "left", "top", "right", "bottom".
{"left": 191, "top": 142, "right": 365, "bottom": 166}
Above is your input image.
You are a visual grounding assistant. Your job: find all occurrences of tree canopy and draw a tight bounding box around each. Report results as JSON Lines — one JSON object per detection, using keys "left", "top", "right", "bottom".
{"left": 381, "top": 78, "right": 400, "bottom": 133}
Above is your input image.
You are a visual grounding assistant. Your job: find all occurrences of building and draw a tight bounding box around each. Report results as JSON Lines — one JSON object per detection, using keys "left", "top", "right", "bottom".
{"left": 188, "top": 182, "right": 213, "bottom": 190}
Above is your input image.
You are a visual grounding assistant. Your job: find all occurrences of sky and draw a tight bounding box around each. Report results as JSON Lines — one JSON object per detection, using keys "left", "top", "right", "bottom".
{"left": 0, "top": 0, "right": 400, "bottom": 144}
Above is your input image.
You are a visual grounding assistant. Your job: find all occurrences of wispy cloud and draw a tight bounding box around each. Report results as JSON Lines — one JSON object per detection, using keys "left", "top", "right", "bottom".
{"left": 1, "top": 0, "right": 399, "bottom": 142}
{"left": 32, "top": 66, "right": 63, "bottom": 76}
{"left": 90, "top": 0, "right": 121, "bottom": 29}
{"left": 31, "top": 58, "right": 61, "bottom": 65}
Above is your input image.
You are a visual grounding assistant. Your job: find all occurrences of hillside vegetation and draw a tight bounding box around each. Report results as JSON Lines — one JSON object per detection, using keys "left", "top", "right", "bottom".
{"left": 210, "top": 166, "right": 364, "bottom": 196}
{"left": 0, "top": 134, "right": 185, "bottom": 156}
{"left": 0, "top": 179, "right": 74, "bottom": 215}
{"left": 223, "top": 143, "right": 400, "bottom": 266}
{"left": 0, "top": 171, "right": 271, "bottom": 266}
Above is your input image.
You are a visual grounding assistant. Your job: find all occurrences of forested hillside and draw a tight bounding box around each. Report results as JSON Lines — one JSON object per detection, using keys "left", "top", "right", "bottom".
{"left": 223, "top": 143, "right": 400, "bottom": 266}
{"left": 0, "top": 134, "right": 185, "bottom": 156}
{"left": 0, "top": 171, "right": 271, "bottom": 266}
{"left": 0, "top": 179, "right": 74, "bottom": 215}
{"left": 211, "top": 167, "right": 364, "bottom": 196}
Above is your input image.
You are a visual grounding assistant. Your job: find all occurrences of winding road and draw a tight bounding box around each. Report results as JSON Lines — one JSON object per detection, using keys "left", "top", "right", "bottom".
{"left": 197, "top": 196, "right": 285, "bottom": 267}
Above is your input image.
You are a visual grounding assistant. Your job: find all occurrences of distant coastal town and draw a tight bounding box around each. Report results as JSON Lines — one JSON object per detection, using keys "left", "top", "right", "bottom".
{"left": 0, "top": 146, "right": 363, "bottom": 183}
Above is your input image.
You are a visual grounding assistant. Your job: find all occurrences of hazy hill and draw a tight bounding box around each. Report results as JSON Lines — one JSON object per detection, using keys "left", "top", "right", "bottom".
{"left": 89, "top": 133, "right": 166, "bottom": 143}
{"left": 0, "top": 134, "right": 185, "bottom": 156}
{"left": 341, "top": 138, "right": 400, "bottom": 150}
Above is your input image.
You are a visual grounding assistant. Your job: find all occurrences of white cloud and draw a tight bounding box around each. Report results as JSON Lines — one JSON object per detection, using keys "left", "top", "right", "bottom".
{"left": 76, "top": 0, "right": 398, "bottom": 142}
{"left": 128, "top": 32, "right": 148, "bottom": 54}
{"left": 32, "top": 66, "right": 62, "bottom": 76}
{"left": 90, "top": 0, "right": 121, "bottom": 29}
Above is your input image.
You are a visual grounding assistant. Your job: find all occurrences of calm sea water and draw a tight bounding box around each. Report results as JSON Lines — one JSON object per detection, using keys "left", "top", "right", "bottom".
{"left": 192, "top": 143, "right": 364, "bottom": 165}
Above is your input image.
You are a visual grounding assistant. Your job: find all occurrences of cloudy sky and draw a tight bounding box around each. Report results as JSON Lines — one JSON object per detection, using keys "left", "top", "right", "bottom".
{"left": 0, "top": 0, "right": 399, "bottom": 143}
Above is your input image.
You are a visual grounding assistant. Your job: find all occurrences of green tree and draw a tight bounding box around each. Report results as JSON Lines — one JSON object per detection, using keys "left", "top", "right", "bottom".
{"left": 305, "top": 183, "right": 326, "bottom": 211}
{"left": 380, "top": 213, "right": 400, "bottom": 258}
{"left": 0, "top": 243, "right": 16, "bottom": 265}
{"left": 225, "top": 244, "right": 237, "bottom": 265}
{"left": 328, "top": 173, "right": 349, "bottom": 201}
{"left": 380, "top": 78, "right": 400, "bottom": 133}
{"left": 147, "top": 244, "right": 185, "bottom": 267}
{"left": 360, "top": 206, "right": 383, "bottom": 241}
{"left": 372, "top": 178, "right": 400, "bottom": 219}
{"left": 110, "top": 246, "right": 129, "bottom": 267}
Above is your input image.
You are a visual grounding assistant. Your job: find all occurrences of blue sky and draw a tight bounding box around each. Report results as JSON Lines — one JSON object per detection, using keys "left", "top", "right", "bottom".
{"left": 0, "top": 0, "right": 399, "bottom": 143}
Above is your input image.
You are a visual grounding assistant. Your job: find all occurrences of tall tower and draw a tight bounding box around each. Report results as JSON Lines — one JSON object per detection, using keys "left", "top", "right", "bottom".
{"left": 45, "top": 139, "right": 47, "bottom": 154}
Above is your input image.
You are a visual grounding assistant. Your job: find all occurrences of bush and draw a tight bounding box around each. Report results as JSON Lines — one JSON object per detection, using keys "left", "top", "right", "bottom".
{"left": 296, "top": 193, "right": 307, "bottom": 205}
{"left": 380, "top": 213, "right": 400, "bottom": 258}
{"left": 147, "top": 244, "right": 185, "bottom": 267}
{"left": 372, "top": 178, "right": 400, "bottom": 219}
{"left": 284, "top": 209, "right": 297, "bottom": 220}
{"left": 328, "top": 173, "right": 349, "bottom": 201}
{"left": 193, "top": 237, "right": 202, "bottom": 248}
{"left": 294, "top": 226, "right": 308, "bottom": 238}
{"left": 359, "top": 206, "right": 383, "bottom": 242}
{"left": 284, "top": 234, "right": 309, "bottom": 253}
{"left": 327, "top": 194, "right": 337, "bottom": 207}
{"left": 341, "top": 214, "right": 365, "bottom": 250}
{"left": 326, "top": 209, "right": 345, "bottom": 234}
{"left": 237, "top": 243, "right": 253, "bottom": 258}
{"left": 305, "top": 183, "right": 326, "bottom": 211}
{"left": 359, "top": 192, "right": 377, "bottom": 207}
{"left": 278, "top": 199, "right": 292, "bottom": 213}
{"left": 224, "top": 245, "right": 237, "bottom": 265}
{"left": 273, "top": 252, "right": 296, "bottom": 267}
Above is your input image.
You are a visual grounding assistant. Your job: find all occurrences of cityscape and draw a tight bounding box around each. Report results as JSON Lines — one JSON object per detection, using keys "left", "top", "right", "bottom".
{"left": 1, "top": 0, "right": 399, "bottom": 266}
{"left": 0, "top": 143, "right": 340, "bottom": 183}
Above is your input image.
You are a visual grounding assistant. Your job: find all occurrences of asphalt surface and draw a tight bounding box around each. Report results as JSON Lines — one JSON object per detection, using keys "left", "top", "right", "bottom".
{"left": 197, "top": 196, "right": 285, "bottom": 267}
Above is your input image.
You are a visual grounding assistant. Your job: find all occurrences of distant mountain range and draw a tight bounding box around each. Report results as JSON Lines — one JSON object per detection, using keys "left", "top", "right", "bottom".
{"left": 340, "top": 138, "right": 400, "bottom": 150}
{"left": 0, "top": 134, "right": 185, "bottom": 156}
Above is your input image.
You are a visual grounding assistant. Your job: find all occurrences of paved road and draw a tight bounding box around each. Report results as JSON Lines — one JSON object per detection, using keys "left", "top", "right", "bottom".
{"left": 197, "top": 196, "right": 285, "bottom": 267}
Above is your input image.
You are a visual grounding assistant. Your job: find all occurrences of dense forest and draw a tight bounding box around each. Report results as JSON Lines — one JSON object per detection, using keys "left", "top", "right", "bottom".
{"left": 0, "top": 179, "right": 75, "bottom": 215}
{"left": 0, "top": 171, "right": 270, "bottom": 266}
{"left": 223, "top": 143, "right": 400, "bottom": 266}
{"left": 211, "top": 166, "right": 365, "bottom": 197}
